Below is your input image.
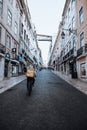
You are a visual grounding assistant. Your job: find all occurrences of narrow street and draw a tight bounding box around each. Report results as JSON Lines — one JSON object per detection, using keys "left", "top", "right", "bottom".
{"left": 0, "top": 70, "right": 87, "bottom": 130}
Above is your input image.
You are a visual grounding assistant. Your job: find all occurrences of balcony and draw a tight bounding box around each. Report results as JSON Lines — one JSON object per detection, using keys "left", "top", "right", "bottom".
{"left": 22, "top": 49, "right": 25, "bottom": 54}
{"left": 63, "top": 48, "right": 74, "bottom": 62}
{"left": 77, "top": 44, "right": 87, "bottom": 58}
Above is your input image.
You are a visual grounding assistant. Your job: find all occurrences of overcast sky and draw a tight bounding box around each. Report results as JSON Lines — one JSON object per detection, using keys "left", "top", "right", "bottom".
{"left": 28, "top": 0, "right": 66, "bottom": 65}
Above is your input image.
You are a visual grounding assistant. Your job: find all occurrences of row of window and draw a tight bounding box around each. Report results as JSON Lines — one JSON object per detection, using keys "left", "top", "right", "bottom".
{"left": 0, "top": 0, "right": 18, "bottom": 35}
{"left": 65, "top": 2, "right": 84, "bottom": 30}
{"left": 0, "top": 25, "right": 30, "bottom": 55}
{"left": 0, "top": 0, "right": 32, "bottom": 55}
{"left": 0, "top": 25, "right": 17, "bottom": 50}
{"left": 7, "top": 9, "right": 18, "bottom": 35}
{"left": 21, "top": 23, "right": 30, "bottom": 45}
{"left": 0, "top": 0, "right": 3, "bottom": 15}
{"left": 59, "top": 62, "right": 86, "bottom": 78}
{"left": 79, "top": 7, "right": 84, "bottom": 24}
{"left": 62, "top": 30, "right": 84, "bottom": 55}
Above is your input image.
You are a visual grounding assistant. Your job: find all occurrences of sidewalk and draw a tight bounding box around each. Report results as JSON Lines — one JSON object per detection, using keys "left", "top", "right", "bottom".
{"left": 0, "top": 75, "right": 26, "bottom": 94}
{"left": 52, "top": 71, "right": 87, "bottom": 95}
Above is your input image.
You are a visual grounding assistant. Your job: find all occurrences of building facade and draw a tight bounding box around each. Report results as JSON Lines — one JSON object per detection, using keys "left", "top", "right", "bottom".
{"left": 50, "top": 0, "right": 87, "bottom": 82}
{"left": 0, "top": 0, "right": 42, "bottom": 81}
{"left": 51, "top": 0, "right": 77, "bottom": 78}
{"left": 0, "top": 0, "right": 20, "bottom": 80}
{"left": 76, "top": 0, "right": 87, "bottom": 81}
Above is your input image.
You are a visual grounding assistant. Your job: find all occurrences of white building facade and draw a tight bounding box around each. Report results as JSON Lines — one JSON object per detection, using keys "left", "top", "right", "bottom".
{"left": 0, "top": 0, "right": 42, "bottom": 81}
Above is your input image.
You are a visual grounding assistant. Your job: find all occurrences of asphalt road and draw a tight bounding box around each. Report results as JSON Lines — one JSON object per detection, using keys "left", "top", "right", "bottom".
{"left": 0, "top": 70, "right": 87, "bottom": 130}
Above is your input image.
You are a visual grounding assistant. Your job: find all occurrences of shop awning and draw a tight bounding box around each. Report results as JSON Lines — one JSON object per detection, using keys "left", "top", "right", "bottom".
{"left": 11, "top": 59, "right": 19, "bottom": 64}
{"left": 0, "top": 53, "right": 5, "bottom": 57}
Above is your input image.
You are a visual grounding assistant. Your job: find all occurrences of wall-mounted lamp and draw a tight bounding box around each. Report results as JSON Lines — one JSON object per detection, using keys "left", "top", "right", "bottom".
{"left": 61, "top": 31, "right": 65, "bottom": 39}
{"left": 61, "top": 28, "right": 77, "bottom": 39}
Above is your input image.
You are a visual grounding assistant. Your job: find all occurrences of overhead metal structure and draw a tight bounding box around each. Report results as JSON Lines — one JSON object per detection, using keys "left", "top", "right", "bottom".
{"left": 37, "top": 34, "right": 52, "bottom": 42}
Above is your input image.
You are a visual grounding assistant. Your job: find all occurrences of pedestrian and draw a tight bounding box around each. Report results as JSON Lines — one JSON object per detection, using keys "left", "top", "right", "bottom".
{"left": 24, "top": 66, "right": 27, "bottom": 73}
{"left": 26, "top": 64, "right": 35, "bottom": 95}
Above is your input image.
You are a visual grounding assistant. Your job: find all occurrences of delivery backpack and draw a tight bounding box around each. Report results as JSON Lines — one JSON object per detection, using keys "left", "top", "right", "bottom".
{"left": 26, "top": 68, "right": 35, "bottom": 78}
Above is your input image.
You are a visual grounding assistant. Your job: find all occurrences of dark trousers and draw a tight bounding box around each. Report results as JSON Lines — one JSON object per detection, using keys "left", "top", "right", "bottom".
{"left": 27, "top": 77, "right": 35, "bottom": 88}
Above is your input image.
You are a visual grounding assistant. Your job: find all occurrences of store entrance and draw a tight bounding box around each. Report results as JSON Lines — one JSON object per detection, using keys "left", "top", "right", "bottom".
{"left": 4, "top": 62, "right": 9, "bottom": 77}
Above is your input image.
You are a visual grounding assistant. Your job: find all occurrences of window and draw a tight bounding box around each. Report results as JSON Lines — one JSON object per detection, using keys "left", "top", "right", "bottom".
{"left": 68, "top": 25, "right": 71, "bottom": 36}
{"left": 73, "top": 37, "right": 77, "bottom": 55}
{"left": 6, "top": 34, "right": 11, "bottom": 49}
{"left": 73, "top": 36, "right": 77, "bottom": 48}
{"left": 15, "top": 2, "right": 18, "bottom": 17}
{"left": 79, "top": 7, "right": 84, "bottom": 24}
{"left": 68, "top": 8, "right": 70, "bottom": 19}
{"left": 72, "top": 16, "right": 75, "bottom": 29}
{"left": 14, "top": 42, "right": 17, "bottom": 48}
{"left": 14, "top": 22, "right": 18, "bottom": 35}
{"left": 71, "top": 0, "right": 75, "bottom": 9}
{"left": 80, "top": 63, "right": 86, "bottom": 77}
{"left": 24, "top": 30, "right": 26, "bottom": 40}
{"left": 0, "top": 0, "right": 3, "bottom": 15}
{"left": 21, "top": 23, "right": 23, "bottom": 34}
{"left": 26, "top": 35, "right": 28, "bottom": 42}
{"left": 0, "top": 26, "right": 1, "bottom": 42}
{"left": 66, "top": 44, "right": 68, "bottom": 53}
{"left": 7, "top": 9, "right": 12, "bottom": 27}
{"left": 69, "top": 41, "right": 71, "bottom": 50}
{"left": 80, "top": 32, "right": 84, "bottom": 47}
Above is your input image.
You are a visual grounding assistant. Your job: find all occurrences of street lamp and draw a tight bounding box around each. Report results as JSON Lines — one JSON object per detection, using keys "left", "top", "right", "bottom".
{"left": 61, "top": 31, "right": 65, "bottom": 39}
{"left": 61, "top": 28, "right": 77, "bottom": 39}
{"left": 61, "top": 28, "right": 77, "bottom": 78}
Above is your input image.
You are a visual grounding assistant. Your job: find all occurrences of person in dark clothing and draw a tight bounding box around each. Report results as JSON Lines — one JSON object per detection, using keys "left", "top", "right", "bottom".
{"left": 24, "top": 66, "right": 27, "bottom": 73}
{"left": 26, "top": 65, "right": 35, "bottom": 95}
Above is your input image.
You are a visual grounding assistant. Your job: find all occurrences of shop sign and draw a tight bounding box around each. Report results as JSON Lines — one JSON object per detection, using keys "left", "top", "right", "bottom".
{"left": 5, "top": 53, "right": 10, "bottom": 61}
{"left": 19, "top": 56, "right": 24, "bottom": 62}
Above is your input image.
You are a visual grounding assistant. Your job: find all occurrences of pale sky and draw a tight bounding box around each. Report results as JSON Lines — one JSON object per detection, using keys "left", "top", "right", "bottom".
{"left": 28, "top": 0, "right": 66, "bottom": 65}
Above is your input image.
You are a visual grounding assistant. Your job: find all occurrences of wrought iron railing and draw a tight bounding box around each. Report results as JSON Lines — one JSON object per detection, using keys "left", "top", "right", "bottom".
{"left": 77, "top": 44, "right": 87, "bottom": 57}
{"left": 63, "top": 48, "right": 74, "bottom": 61}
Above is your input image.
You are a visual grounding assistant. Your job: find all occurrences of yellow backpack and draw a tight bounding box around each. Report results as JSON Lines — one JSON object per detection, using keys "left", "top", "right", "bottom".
{"left": 26, "top": 68, "right": 35, "bottom": 78}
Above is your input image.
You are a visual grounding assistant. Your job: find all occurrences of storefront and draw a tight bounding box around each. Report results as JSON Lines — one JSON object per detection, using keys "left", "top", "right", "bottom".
{"left": 18, "top": 55, "right": 26, "bottom": 75}
{"left": 0, "top": 43, "right": 5, "bottom": 81}
{"left": 0, "top": 53, "right": 5, "bottom": 81}
{"left": 4, "top": 53, "right": 10, "bottom": 78}
{"left": 77, "top": 57, "right": 87, "bottom": 81}
{"left": 69, "top": 58, "right": 77, "bottom": 78}
{"left": 11, "top": 59, "right": 19, "bottom": 77}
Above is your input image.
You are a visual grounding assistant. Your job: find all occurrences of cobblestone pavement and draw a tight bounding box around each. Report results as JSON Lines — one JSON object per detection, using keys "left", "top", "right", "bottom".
{"left": 52, "top": 71, "right": 87, "bottom": 95}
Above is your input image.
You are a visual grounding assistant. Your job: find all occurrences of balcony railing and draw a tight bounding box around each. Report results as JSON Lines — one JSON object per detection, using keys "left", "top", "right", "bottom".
{"left": 63, "top": 48, "right": 73, "bottom": 61}
{"left": 77, "top": 44, "right": 87, "bottom": 57}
